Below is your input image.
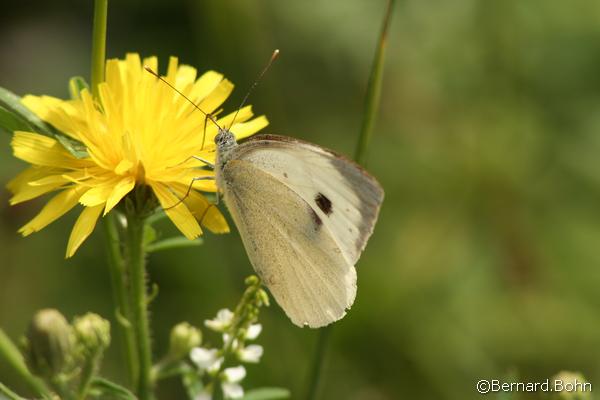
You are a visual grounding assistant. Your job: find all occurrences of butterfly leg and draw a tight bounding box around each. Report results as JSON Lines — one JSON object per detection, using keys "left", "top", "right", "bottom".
{"left": 192, "top": 155, "right": 214, "bottom": 169}
{"left": 165, "top": 176, "right": 215, "bottom": 210}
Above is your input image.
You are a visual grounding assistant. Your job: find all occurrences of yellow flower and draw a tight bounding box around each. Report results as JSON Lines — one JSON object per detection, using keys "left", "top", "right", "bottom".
{"left": 8, "top": 53, "right": 268, "bottom": 257}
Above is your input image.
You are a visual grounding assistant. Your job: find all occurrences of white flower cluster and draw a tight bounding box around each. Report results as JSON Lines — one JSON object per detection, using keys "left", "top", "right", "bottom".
{"left": 190, "top": 308, "right": 264, "bottom": 399}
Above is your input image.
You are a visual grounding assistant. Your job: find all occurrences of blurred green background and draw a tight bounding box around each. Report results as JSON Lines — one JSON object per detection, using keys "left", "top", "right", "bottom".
{"left": 3, "top": 1, "right": 600, "bottom": 399}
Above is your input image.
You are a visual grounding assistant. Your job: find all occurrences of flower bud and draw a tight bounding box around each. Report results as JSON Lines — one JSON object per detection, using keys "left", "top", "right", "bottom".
{"left": 169, "top": 322, "right": 201, "bottom": 360}
{"left": 25, "top": 309, "right": 73, "bottom": 377}
{"left": 73, "top": 313, "right": 111, "bottom": 358}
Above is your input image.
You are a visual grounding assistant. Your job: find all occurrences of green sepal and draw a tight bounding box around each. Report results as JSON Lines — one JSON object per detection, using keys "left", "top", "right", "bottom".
{"left": 69, "top": 76, "right": 90, "bottom": 100}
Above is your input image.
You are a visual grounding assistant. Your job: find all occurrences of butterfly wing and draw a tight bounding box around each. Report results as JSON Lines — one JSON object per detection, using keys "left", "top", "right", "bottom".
{"left": 220, "top": 134, "right": 384, "bottom": 327}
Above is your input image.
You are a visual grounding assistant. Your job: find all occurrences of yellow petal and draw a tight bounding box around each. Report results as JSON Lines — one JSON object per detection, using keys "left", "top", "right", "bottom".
{"left": 12, "top": 131, "right": 87, "bottom": 168}
{"left": 21, "top": 95, "right": 83, "bottom": 140}
{"left": 198, "top": 79, "right": 234, "bottom": 114}
{"left": 66, "top": 204, "right": 104, "bottom": 258}
{"left": 19, "top": 187, "right": 83, "bottom": 236}
{"left": 104, "top": 176, "right": 135, "bottom": 215}
{"left": 230, "top": 116, "right": 269, "bottom": 141}
{"left": 183, "top": 188, "right": 229, "bottom": 234}
{"left": 150, "top": 181, "right": 202, "bottom": 239}
{"left": 7, "top": 166, "right": 56, "bottom": 193}
{"left": 79, "top": 177, "right": 120, "bottom": 206}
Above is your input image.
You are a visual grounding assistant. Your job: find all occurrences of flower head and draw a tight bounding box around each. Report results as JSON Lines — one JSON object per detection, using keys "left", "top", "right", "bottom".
{"left": 205, "top": 308, "right": 234, "bottom": 332}
{"left": 8, "top": 53, "right": 268, "bottom": 257}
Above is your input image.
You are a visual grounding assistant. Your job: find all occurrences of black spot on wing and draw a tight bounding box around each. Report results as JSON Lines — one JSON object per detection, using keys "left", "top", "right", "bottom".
{"left": 315, "top": 193, "right": 332, "bottom": 215}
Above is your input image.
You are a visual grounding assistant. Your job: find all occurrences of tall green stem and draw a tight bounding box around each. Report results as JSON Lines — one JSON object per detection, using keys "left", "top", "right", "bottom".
{"left": 307, "top": 1, "right": 395, "bottom": 399}
{"left": 91, "top": 0, "right": 107, "bottom": 99}
{"left": 124, "top": 206, "right": 153, "bottom": 400}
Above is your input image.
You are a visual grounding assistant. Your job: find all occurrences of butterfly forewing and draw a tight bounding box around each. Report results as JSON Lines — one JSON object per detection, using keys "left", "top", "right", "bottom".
{"left": 229, "top": 135, "right": 384, "bottom": 265}
{"left": 218, "top": 134, "right": 383, "bottom": 328}
{"left": 221, "top": 160, "right": 356, "bottom": 327}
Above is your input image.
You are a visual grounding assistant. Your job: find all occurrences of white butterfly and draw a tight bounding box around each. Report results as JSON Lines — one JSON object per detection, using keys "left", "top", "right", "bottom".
{"left": 214, "top": 129, "right": 384, "bottom": 328}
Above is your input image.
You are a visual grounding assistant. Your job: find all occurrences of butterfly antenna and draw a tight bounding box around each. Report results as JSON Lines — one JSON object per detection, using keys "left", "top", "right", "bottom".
{"left": 228, "top": 49, "right": 280, "bottom": 130}
{"left": 144, "top": 66, "right": 221, "bottom": 131}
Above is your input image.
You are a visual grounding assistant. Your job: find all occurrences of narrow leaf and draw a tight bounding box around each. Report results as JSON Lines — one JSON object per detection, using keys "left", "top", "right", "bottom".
{"left": 0, "top": 86, "right": 89, "bottom": 159}
{"left": 0, "top": 106, "right": 34, "bottom": 134}
{"left": 0, "top": 87, "right": 53, "bottom": 135}
{"left": 147, "top": 237, "right": 203, "bottom": 253}
{"left": 240, "top": 387, "right": 291, "bottom": 400}
{"left": 90, "top": 378, "right": 137, "bottom": 400}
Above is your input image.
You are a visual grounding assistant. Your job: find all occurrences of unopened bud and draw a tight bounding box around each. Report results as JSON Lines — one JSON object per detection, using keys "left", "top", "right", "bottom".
{"left": 169, "top": 322, "right": 201, "bottom": 360}
{"left": 73, "top": 313, "right": 111, "bottom": 358}
{"left": 25, "top": 309, "right": 73, "bottom": 377}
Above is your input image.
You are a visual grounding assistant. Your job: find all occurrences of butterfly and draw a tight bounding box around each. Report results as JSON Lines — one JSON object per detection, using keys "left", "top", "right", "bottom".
{"left": 146, "top": 57, "right": 384, "bottom": 328}
{"left": 214, "top": 129, "right": 384, "bottom": 328}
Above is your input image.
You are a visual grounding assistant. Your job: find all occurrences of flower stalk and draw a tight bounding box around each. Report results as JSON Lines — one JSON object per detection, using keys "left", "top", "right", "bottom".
{"left": 102, "top": 214, "right": 139, "bottom": 386}
{"left": 90, "top": 0, "right": 139, "bottom": 388}
{"left": 90, "top": 0, "right": 107, "bottom": 98}
{"left": 124, "top": 192, "right": 154, "bottom": 399}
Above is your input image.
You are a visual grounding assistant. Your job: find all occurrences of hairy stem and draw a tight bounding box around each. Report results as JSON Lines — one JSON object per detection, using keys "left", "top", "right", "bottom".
{"left": 103, "top": 214, "right": 139, "bottom": 386}
{"left": 124, "top": 207, "right": 154, "bottom": 399}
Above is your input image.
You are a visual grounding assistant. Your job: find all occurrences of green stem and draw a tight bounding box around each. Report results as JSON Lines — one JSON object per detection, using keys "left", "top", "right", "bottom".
{"left": 308, "top": 1, "right": 395, "bottom": 399}
{"left": 77, "top": 354, "right": 100, "bottom": 400}
{"left": 306, "top": 325, "right": 331, "bottom": 400}
{"left": 103, "top": 214, "right": 139, "bottom": 386}
{"left": 90, "top": 0, "right": 108, "bottom": 98}
{"left": 354, "top": 0, "right": 396, "bottom": 165}
{"left": 90, "top": 0, "right": 140, "bottom": 390}
{"left": 0, "top": 329, "right": 50, "bottom": 398}
{"left": 124, "top": 207, "right": 154, "bottom": 400}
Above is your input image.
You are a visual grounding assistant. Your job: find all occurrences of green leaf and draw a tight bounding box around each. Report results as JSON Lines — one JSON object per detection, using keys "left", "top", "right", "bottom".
{"left": 0, "top": 106, "right": 34, "bottom": 135}
{"left": 240, "top": 388, "right": 291, "bottom": 400}
{"left": 0, "top": 86, "right": 89, "bottom": 159}
{"left": 147, "top": 237, "right": 203, "bottom": 253}
{"left": 55, "top": 135, "right": 89, "bottom": 159}
{"left": 0, "top": 87, "right": 54, "bottom": 135}
{"left": 69, "top": 76, "right": 90, "bottom": 100}
{"left": 89, "top": 378, "right": 137, "bottom": 400}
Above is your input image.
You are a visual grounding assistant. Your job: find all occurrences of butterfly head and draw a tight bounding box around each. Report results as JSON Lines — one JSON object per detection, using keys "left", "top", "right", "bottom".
{"left": 215, "top": 128, "right": 237, "bottom": 152}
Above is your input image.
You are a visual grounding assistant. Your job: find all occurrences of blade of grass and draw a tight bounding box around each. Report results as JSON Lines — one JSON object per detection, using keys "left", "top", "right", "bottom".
{"left": 306, "top": 1, "right": 396, "bottom": 399}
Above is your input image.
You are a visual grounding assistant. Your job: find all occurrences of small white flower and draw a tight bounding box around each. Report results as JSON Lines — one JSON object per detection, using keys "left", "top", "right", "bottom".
{"left": 223, "top": 365, "right": 246, "bottom": 383}
{"left": 205, "top": 309, "right": 234, "bottom": 332}
{"left": 245, "top": 324, "right": 262, "bottom": 340}
{"left": 238, "top": 344, "right": 263, "bottom": 363}
{"left": 222, "top": 382, "right": 244, "bottom": 399}
{"left": 190, "top": 347, "right": 222, "bottom": 371}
